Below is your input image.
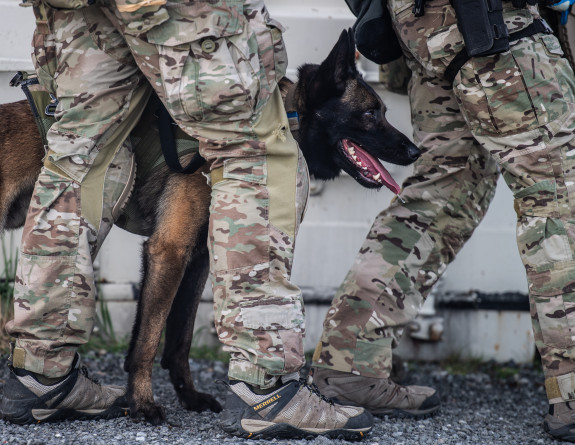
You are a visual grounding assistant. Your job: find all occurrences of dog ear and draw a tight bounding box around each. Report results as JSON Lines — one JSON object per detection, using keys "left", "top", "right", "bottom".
{"left": 304, "top": 29, "right": 358, "bottom": 107}
{"left": 319, "top": 28, "right": 358, "bottom": 92}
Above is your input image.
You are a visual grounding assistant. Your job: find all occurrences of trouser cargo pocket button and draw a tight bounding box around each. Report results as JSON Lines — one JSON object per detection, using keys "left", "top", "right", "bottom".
{"left": 201, "top": 38, "right": 216, "bottom": 53}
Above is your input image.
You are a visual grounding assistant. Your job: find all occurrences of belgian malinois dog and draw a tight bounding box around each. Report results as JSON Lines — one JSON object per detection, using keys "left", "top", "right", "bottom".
{"left": 0, "top": 30, "right": 420, "bottom": 424}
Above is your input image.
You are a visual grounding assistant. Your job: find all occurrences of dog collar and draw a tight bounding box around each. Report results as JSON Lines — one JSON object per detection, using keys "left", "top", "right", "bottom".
{"left": 284, "top": 82, "right": 301, "bottom": 138}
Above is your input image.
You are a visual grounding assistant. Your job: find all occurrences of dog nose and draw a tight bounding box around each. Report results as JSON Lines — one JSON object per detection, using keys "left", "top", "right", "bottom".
{"left": 408, "top": 143, "right": 420, "bottom": 160}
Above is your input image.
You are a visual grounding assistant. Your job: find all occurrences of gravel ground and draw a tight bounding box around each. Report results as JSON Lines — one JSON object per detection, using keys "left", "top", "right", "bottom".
{"left": 0, "top": 352, "right": 560, "bottom": 445}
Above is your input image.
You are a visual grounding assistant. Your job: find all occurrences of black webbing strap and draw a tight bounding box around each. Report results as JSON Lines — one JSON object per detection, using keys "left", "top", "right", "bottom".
{"left": 157, "top": 104, "right": 206, "bottom": 174}
{"left": 445, "top": 18, "right": 553, "bottom": 84}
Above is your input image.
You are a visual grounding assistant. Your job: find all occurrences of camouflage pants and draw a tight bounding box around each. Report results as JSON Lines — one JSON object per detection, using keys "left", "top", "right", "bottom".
{"left": 313, "top": 1, "right": 575, "bottom": 403}
{"left": 7, "top": 0, "right": 307, "bottom": 387}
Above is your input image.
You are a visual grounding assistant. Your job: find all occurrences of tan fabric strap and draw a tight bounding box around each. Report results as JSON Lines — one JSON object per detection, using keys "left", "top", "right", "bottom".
{"left": 546, "top": 374, "right": 575, "bottom": 403}
{"left": 34, "top": 1, "right": 51, "bottom": 35}
{"left": 116, "top": 0, "right": 166, "bottom": 12}
{"left": 211, "top": 166, "right": 224, "bottom": 186}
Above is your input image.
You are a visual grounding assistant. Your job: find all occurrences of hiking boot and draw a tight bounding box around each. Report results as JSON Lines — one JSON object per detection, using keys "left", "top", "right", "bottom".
{"left": 0, "top": 354, "right": 129, "bottom": 424}
{"left": 219, "top": 377, "right": 373, "bottom": 440}
{"left": 543, "top": 402, "right": 575, "bottom": 442}
{"left": 311, "top": 367, "right": 440, "bottom": 418}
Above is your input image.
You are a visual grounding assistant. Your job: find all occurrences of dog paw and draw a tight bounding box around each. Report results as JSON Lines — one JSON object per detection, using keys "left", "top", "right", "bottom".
{"left": 178, "top": 389, "right": 222, "bottom": 413}
{"left": 130, "top": 403, "right": 167, "bottom": 425}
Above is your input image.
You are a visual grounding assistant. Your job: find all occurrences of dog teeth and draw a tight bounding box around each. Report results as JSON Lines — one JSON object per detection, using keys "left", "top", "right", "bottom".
{"left": 372, "top": 173, "right": 381, "bottom": 182}
{"left": 348, "top": 146, "right": 355, "bottom": 155}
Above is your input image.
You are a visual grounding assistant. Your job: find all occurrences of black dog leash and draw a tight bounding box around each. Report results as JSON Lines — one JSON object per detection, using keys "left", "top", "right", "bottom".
{"left": 157, "top": 104, "right": 206, "bottom": 174}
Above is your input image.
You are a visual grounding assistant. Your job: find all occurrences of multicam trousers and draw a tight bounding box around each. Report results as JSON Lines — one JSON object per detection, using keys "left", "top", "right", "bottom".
{"left": 313, "top": 1, "right": 575, "bottom": 403}
{"left": 7, "top": 0, "right": 308, "bottom": 388}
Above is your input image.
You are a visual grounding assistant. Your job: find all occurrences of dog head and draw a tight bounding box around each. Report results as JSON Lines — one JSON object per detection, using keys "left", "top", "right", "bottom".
{"left": 294, "top": 29, "right": 420, "bottom": 193}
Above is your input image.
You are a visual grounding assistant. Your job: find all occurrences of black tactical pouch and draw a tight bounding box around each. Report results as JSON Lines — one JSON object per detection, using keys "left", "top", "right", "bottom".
{"left": 452, "top": 0, "right": 509, "bottom": 57}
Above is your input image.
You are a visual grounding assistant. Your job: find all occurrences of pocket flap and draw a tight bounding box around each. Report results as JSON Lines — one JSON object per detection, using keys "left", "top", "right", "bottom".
{"left": 427, "top": 24, "right": 464, "bottom": 61}
{"left": 240, "top": 296, "right": 304, "bottom": 330}
{"left": 145, "top": 3, "right": 243, "bottom": 46}
{"left": 113, "top": 0, "right": 170, "bottom": 35}
{"left": 514, "top": 180, "right": 558, "bottom": 217}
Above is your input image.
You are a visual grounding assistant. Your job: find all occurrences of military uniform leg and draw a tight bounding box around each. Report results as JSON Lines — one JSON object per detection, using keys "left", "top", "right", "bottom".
{"left": 313, "top": 63, "right": 499, "bottom": 378}
{"left": 102, "top": 0, "right": 308, "bottom": 388}
{"left": 6, "top": 4, "right": 147, "bottom": 377}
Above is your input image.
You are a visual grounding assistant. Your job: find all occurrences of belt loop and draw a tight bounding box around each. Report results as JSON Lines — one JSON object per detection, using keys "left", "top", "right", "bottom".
{"left": 11, "top": 344, "right": 27, "bottom": 369}
{"left": 211, "top": 166, "right": 224, "bottom": 185}
{"left": 33, "top": 1, "right": 52, "bottom": 35}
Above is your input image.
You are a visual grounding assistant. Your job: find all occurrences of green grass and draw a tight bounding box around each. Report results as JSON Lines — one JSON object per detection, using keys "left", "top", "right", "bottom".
{"left": 438, "top": 353, "right": 486, "bottom": 375}
{"left": 434, "top": 352, "right": 531, "bottom": 381}
{"left": 189, "top": 345, "right": 230, "bottom": 363}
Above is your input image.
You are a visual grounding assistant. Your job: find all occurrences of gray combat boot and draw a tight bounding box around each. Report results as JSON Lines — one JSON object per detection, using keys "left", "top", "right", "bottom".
{"left": 544, "top": 402, "right": 575, "bottom": 442}
{"left": 311, "top": 367, "right": 440, "bottom": 418}
{"left": 0, "top": 354, "right": 128, "bottom": 424}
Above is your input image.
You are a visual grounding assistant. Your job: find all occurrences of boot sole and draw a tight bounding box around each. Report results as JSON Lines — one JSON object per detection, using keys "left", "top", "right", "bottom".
{"left": 1, "top": 395, "right": 129, "bottom": 425}
{"left": 220, "top": 409, "right": 371, "bottom": 441}
{"left": 543, "top": 419, "right": 575, "bottom": 442}
{"left": 224, "top": 421, "right": 370, "bottom": 441}
{"left": 370, "top": 404, "right": 440, "bottom": 419}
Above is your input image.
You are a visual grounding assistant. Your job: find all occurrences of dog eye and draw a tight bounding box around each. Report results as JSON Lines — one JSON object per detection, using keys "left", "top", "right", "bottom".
{"left": 363, "top": 109, "right": 376, "bottom": 118}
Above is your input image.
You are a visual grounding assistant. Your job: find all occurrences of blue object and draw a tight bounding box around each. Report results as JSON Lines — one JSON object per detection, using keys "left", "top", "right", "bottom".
{"left": 548, "top": 0, "right": 575, "bottom": 25}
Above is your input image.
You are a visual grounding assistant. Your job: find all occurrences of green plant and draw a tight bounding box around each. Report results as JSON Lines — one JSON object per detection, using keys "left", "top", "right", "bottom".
{"left": 189, "top": 326, "right": 229, "bottom": 362}
{"left": 95, "top": 289, "right": 117, "bottom": 344}
{"left": 494, "top": 366, "right": 520, "bottom": 380}
{"left": 189, "top": 345, "right": 230, "bottom": 363}
{"left": 0, "top": 233, "right": 18, "bottom": 353}
{"left": 439, "top": 352, "right": 486, "bottom": 375}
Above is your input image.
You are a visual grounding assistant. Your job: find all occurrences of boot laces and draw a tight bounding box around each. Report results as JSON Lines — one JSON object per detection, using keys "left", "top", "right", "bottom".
{"left": 299, "top": 378, "right": 334, "bottom": 405}
{"left": 80, "top": 366, "right": 101, "bottom": 386}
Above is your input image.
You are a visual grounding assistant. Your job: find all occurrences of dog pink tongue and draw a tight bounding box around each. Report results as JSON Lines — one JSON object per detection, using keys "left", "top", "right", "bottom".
{"left": 342, "top": 139, "right": 401, "bottom": 194}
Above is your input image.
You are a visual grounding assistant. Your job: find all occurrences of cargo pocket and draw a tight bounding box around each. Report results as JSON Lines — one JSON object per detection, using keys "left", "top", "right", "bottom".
{"left": 518, "top": 209, "right": 575, "bottom": 350}
{"left": 209, "top": 156, "right": 270, "bottom": 273}
{"left": 391, "top": 0, "right": 459, "bottom": 76}
{"left": 530, "top": 262, "right": 575, "bottom": 349}
{"left": 221, "top": 156, "right": 267, "bottom": 184}
{"left": 144, "top": 1, "right": 259, "bottom": 123}
{"left": 260, "top": 17, "right": 288, "bottom": 90}
{"left": 514, "top": 180, "right": 558, "bottom": 218}
{"left": 239, "top": 291, "right": 305, "bottom": 374}
{"left": 455, "top": 35, "right": 571, "bottom": 135}
{"left": 14, "top": 253, "right": 76, "bottom": 335}
{"left": 512, "top": 34, "right": 572, "bottom": 125}
{"left": 32, "top": 31, "right": 57, "bottom": 93}
{"left": 20, "top": 170, "right": 82, "bottom": 257}
{"left": 240, "top": 296, "right": 304, "bottom": 331}
{"left": 112, "top": 0, "right": 169, "bottom": 35}
{"left": 427, "top": 24, "right": 465, "bottom": 75}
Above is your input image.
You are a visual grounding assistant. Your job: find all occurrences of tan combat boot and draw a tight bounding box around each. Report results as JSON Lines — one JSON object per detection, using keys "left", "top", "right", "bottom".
{"left": 544, "top": 402, "right": 575, "bottom": 442}
{"left": 311, "top": 367, "right": 440, "bottom": 418}
{"left": 1, "top": 354, "right": 129, "bottom": 424}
